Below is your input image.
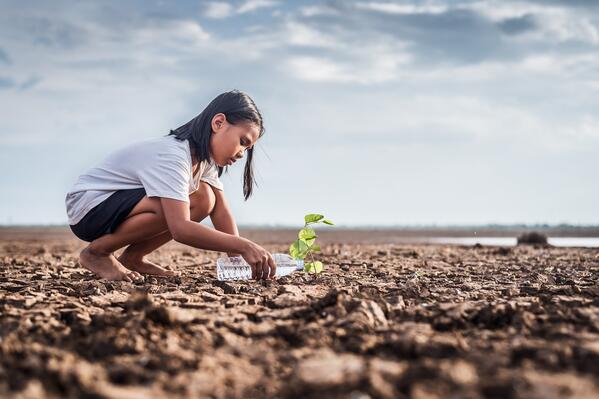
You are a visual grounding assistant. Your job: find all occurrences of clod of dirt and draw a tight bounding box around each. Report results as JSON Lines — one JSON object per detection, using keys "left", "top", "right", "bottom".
{"left": 493, "top": 247, "right": 512, "bottom": 256}
{"left": 145, "top": 304, "right": 176, "bottom": 325}
{"left": 125, "top": 291, "right": 155, "bottom": 311}
{"left": 438, "top": 359, "right": 478, "bottom": 385}
{"left": 291, "top": 350, "right": 366, "bottom": 391}
{"left": 269, "top": 285, "right": 307, "bottom": 308}
{"left": 368, "top": 358, "right": 408, "bottom": 399}
{"left": 337, "top": 299, "right": 388, "bottom": 331}
{"left": 186, "top": 350, "right": 265, "bottom": 398}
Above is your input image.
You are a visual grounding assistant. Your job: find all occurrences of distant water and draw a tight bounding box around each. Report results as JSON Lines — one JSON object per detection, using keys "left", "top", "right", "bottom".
{"left": 426, "top": 237, "right": 599, "bottom": 248}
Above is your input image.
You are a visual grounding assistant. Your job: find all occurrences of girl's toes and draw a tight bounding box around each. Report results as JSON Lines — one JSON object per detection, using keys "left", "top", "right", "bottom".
{"left": 127, "top": 272, "right": 143, "bottom": 282}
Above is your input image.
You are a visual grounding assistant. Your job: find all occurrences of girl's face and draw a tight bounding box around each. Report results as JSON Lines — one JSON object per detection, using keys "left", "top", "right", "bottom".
{"left": 209, "top": 113, "right": 260, "bottom": 167}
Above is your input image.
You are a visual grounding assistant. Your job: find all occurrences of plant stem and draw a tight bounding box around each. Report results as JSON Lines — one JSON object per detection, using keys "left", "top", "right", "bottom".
{"left": 302, "top": 222, "right": 320, "bottom": 277}
{"left": 308, "top": 251, "right": 317, "bottom": 276}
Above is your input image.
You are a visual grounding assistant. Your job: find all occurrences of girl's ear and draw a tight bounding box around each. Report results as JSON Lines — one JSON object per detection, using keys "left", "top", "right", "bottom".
{"left": 211, "top": 113, "right": 226, "bottom": 133}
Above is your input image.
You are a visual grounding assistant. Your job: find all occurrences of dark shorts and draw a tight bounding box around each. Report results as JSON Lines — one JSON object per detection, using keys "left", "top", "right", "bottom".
{"left": 69, "top": 188, "right": 146, "bottom": 242}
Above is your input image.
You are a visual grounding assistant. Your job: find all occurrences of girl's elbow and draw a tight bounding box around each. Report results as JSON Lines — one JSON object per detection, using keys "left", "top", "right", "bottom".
{"left": 171, "top": 232, "right": 186, "bottom": 244}
{"left": 169, "top": 224, "right": 188, "bottom": 243}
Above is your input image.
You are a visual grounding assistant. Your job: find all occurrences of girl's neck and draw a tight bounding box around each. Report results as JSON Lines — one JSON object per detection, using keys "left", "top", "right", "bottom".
{"left": 190, "top": 146, "right": 216, "bottom": 176}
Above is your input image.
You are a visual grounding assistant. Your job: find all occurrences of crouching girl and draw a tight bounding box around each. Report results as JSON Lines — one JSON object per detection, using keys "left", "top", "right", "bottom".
{"left": 65, "top": 90, "right": 275, "bottom": 282}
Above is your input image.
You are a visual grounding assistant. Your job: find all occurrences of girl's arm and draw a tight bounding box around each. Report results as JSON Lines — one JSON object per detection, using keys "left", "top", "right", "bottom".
{"left": 160, "top": 197, "right": 276, "bottom": 279}
{"left": 210, "top": 187, "right": 240, "bottom": 257}
{"left": 161, "top": 197, "right": 244, "bottom": 253}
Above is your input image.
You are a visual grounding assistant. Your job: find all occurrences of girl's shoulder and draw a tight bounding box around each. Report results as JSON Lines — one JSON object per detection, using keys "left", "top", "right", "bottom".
{"left": 134, "top": 135, "right": 189, "bottom": 153}
{"left": 105, "top": 135, "right": 191, "bottom": 166}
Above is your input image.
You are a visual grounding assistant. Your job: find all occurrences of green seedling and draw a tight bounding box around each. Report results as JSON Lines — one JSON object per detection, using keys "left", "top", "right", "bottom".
{"left": 289, "top": 213, "right": 334, "bottom": 275}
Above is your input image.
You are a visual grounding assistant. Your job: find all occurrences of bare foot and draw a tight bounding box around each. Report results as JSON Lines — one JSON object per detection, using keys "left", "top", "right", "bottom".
{"left": 118, "top": 251, "right": 180, "bottom": 277}
{"left": 79, "top": 246, "right": 144, "bottom": 282}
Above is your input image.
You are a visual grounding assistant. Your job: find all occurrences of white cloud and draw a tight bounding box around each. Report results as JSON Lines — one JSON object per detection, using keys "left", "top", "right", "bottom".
{"left": 355, "top": 1, "right": 449, "bottom": 15}
{"left": 299, "top": 4, "right": 342, "bottom": 17}
{"left": 206, "top": 0, "right": 278, "bottom": 18}
{"left": 549, "top": 16, "right": 599, "bottom": 45}
{"left": 520, "top": 54, "right": 560, "bottom": 73}
{"left": 132, "top": 20, "right": 210, "bottom": 48}
{"left": 168, "top": 20, "right": 211, "bottom": 43}
{"left": 238, "top": 0, "right": 278, "bottom": 14}
{"left": 285, "top": 21, "right": 338, "bottom": 48}
{"left": 284, "top": 29, "right": 412, "bottom": 84}
{"left": 357, "top": 1, "right": 599, "bottom": 46}
{"left": 468, "top": 0, "right": 599, "bottom": 45}
{"left": 286, "top": 48, "right": 410, "bottom": 85}
{"left": 575, "top": 116, "right": 599, "bottom": 140}
{"left": 286, "top": 56, "right": 354, "bottom": 83}
{"left": 468, "top": 0, "right": 559, "bottom": 20}
{"left": 204, "top": 2, "right": 233, "bottom": 19}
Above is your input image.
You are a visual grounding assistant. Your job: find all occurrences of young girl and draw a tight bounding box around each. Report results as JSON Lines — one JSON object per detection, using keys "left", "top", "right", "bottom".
{"left": 65, "top": 90, "right": 276, "bottom": 282}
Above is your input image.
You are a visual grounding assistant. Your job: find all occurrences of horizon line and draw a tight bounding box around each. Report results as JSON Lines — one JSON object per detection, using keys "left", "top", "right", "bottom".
{"left": 2, "top": 223, "right": 599, "bottom": 229}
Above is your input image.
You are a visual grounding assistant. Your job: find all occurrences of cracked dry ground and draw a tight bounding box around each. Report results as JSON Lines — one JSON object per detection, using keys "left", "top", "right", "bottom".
{"left": 2, "top": 233, "right": 599, "bottom": 399}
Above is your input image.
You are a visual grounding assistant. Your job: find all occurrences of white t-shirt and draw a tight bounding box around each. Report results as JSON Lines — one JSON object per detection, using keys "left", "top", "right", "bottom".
{"left": 65, "top": 135, "right": 223, "bottom": 225}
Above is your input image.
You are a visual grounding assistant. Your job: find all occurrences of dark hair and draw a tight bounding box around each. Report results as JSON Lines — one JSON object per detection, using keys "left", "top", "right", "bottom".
{"left": 169, "top": 90, "right": 264, "bottom": 200}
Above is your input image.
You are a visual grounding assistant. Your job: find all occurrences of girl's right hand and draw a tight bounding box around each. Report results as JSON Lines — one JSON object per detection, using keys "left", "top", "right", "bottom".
{"left": 239, "top": 239, "right": 276, "bottom": 280}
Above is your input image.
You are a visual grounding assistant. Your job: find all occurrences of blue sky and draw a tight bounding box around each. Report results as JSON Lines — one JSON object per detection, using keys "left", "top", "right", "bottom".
{"left": 1, "top": 0, "right": 598, "bottom": 226}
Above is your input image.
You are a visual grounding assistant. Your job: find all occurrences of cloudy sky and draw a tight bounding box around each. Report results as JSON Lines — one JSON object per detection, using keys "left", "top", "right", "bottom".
{"left": 1, "top": 0, "right": 598, "bottom": 226}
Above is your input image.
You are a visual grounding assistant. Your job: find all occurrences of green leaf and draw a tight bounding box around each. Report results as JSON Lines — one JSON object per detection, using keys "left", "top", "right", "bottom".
{"left": 304, "top": 214, "right": 324, "bottom": 224}
{"left": 289, "top": 239, "right": 310, "bottom": 259}
{"left": 310, "top": 244, "right": 321, "bottom": 252}
{"left": 298, "top": 227, "right": 317, "bottom": 246}
{"left": 304, "top": 261, "right": 323, "bottom": 274}
{"left": 322, "top": 219, "right": 334, "bottom": 226}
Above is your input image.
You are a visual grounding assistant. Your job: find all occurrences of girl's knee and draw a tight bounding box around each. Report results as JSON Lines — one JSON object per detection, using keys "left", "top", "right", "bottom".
{"left": 190, "top": 182, "right": 216, "bottom": 219}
